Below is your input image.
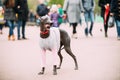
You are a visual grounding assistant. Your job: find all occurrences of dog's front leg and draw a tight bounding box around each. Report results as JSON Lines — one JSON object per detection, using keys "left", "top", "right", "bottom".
{"left": 52, "top": 48, "right": 58, "bottom": 75}
{"left": 38, "top": 49, "right": 46, "bottom": 75}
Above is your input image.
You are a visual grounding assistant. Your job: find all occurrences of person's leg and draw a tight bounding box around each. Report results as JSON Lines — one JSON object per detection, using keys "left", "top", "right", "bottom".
{"left": 115, "top": 20, "right": 120, "bottom": 40}
{"left": 89, "top": 11, "right": 94, "bottom": 36}
{"left": 84, "top": 12, "right": 89, "bottom": 36}
{"left": 71, "top": 23, "right": 78, "bottom": 38}
{"left": 0, "top": 24, "right": 3, "bottom": 34}
{"left": 104, "top": 14, "right": 109, "bottom": 37}
{"left": 72, "top": 23, "right": 77, "bottom": 34}
{"left": 22, "top": 20, "right": 27, "bottom": 39}
{"left": 7, "top": 20, "right": 14, "bottom": 40}
{"left": 7, "top": 21, "right": 12, "bottom": 36}
{"left": 11, "top": 20, "right": 15, "bottom": 40}
{"left": 17, "top": 20, "right": 22, "bottom": 40}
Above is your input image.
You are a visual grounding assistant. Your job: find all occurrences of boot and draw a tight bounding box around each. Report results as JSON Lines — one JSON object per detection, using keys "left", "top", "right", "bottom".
{"left": 38, "top": 67, "right": 45, "bottom": 75}
{"left": 85, "top": 27, "right": 88, "bottom": 37}
{"left": 8, "top": 35, "right": 11, "bottom": 40}
{"left": 53, "top": 65, "right": 57, "bottom": 75}
{"left": 105, "top": 32, "right": 108, "bottom": 38}
{"left": 11, "top": 35, "right": 15, "bottom": 41}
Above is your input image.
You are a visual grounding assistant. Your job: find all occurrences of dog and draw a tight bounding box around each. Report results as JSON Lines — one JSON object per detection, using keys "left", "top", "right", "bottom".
{"left": 38, "top": 15, "right": 78, "bottom": 75}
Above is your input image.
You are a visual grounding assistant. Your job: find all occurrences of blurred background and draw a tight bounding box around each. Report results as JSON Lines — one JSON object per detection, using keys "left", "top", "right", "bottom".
{"left": 0, "top": 0, "right": 101, "bottom": 15}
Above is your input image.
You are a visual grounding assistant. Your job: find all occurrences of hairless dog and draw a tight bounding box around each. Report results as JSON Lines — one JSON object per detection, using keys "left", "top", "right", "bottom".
{"left": 38, "top": 15, "right": 78, "bottom": 75}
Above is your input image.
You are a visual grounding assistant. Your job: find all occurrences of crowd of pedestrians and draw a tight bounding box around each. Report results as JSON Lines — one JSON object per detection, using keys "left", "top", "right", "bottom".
{"left": 0, "top": 0, "right": 120, "bottom": 40}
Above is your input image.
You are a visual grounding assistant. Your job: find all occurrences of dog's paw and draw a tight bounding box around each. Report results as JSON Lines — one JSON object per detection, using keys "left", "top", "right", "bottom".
{"left": 53, "top": 71, "right": 57, "bottom": 75}
{"left": 38, "top": 72, "right": 44, "bottom": 75}
{"left": 74, "top": 67, "right": 78, "bottom": 70}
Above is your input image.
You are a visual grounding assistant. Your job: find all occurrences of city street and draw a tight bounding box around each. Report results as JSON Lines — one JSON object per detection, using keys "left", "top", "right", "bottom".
{"left": 0, "top": 22, "right": 120, "bottom": 80}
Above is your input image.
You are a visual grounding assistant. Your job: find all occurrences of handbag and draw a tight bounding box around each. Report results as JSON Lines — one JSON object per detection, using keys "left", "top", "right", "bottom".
{"left": 108, "top": 15, "right": 114, "bottom": 28}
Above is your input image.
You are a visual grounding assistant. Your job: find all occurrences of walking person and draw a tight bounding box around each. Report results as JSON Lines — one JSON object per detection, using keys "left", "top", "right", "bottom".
{"left": 82, "top": 0, "right": 95, "bottom": 37}
{"left": 15, "top": 0, "right": 29, "bottom": 40}
{"left": 36, "top": 0, "right": 49, "bottom": 18}
{"left": 110, "top": 0, "right": 120, "bottom": 40}
{"left": 36, "top": 0, "right": 49, "bottom": 26}
{"left": 0, "top": 5, "right": 4, "bottom": 34}
{"left": 50, "top": 4, "right": 62, "bottom": 27}
{"left": 57, "top": 4, "right": 64, "bottom": 27}
{"left": 98, "top": 0, "right": 111, "bottom": 37}
{"left": 63, "top": 0, "right": 84, "bottom": 39}
{"left": 3, "top": 0, "right": 16, "bottom": 40}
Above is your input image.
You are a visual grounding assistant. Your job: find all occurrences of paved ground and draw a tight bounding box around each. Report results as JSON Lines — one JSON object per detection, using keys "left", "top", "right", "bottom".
{"left": 0, "top": 22, "right": 120, "bottom": 80}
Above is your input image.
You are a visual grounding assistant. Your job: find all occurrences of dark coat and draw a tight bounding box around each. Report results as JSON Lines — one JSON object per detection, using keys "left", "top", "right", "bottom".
{"left": 110, "top": 0, "right": 120, "bottom": 21}
{"left": 98, "top": 0, "right": 111, "bottom": 17}
{"left": 15, "top": 0, "right": 29, "bottom": 21}
{"left": 36, "top": 4, "right": 49, "bottom": 17}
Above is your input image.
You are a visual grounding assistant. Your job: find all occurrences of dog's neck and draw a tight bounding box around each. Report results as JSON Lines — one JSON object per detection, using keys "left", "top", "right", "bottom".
{"left": 40, "top": 30, "right": 50, "bottom": 38}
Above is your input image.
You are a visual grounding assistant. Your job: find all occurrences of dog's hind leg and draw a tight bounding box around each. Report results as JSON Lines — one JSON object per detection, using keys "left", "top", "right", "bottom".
{"left": 64, "top": 47, "right": 78, "bottom": 70}
{"left": 57, "top": 43, "right": 63, "bottom": 69}
{"left": 59, "top": 29, "right": 78, "bottom": 70}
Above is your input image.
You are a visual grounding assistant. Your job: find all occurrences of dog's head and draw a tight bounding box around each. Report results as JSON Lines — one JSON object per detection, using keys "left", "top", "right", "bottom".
{"left": 40, "top": 15, "right": 53, "bottom": 31}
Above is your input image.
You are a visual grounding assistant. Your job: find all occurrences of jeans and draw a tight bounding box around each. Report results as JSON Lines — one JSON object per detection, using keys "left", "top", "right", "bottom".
{"left": 115, "top": 19, "right": 120, "bottom": 37}
{"left": 0, "top": 24, "right": 3, "bottom": 30}
{"left": 17, "top": 20, "right": 27, "bottom": 38}
{"left": 7, "top": 20, "right": 14, "bottom": 36}
{"left": 84, "top": 10, "right": 94, "bottom": 34}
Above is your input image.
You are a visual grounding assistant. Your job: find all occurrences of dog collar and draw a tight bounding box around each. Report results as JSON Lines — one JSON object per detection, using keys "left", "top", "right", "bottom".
{"left": 40, "top": 30, "right": 49, "bottom": 35}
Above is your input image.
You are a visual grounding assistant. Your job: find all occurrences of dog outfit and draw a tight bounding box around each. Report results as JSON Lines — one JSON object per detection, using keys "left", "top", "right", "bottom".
{"left": 39, "top": 27, "right": 60, "bottom": 67}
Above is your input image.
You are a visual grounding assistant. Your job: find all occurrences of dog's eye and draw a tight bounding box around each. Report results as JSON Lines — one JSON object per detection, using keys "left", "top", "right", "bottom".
{"left": 45, "top": 23, "right": 50, "bottom": 25}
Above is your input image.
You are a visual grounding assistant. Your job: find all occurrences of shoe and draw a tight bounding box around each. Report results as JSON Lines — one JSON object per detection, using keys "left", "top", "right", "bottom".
{"left": 22, "top": 37, "right": 27, "bottom": 40}
{"left": 8, "top": 35, "right": 11, "bottom": 40}
{"left": 89, "top": 32, "right": 93, "bottom": 36}
{"left": 85, "top": 28, "right": 88, "bottom": 37}
{"left": 117, "top": 36, "right": 120, "bottom": 40}
{"left": 11, "top": 35, "right": 15, "bottom": 41}
{"left": 72, "top": 33, "right": 78, "bottom": 39}
{"left": 18, "top": 37, "right": 21, "bottom": 40}
{"left": 105, "top": 33, "right": 108, "bottom": 38}
{"left": 0, "top": 31, "right": 2, "bottom": 34}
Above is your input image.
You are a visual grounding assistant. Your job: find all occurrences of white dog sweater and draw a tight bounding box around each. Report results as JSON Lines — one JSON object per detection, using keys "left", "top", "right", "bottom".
{"left": 39, "top": 27, "right": 60, "bottom": 67}
{"left": 39, "top": 27, "right": 60, "bottom": 51}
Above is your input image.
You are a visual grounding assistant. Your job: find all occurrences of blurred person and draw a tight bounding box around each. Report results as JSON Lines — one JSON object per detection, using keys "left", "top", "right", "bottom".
{"left": 50, "top": 4, "right": 62, "bottom": 27}
{"left": 0, "top": 5, "right": 4, "bottom": 34}
{"left": 63, "top": 0, "right": 84, "bottom": 39}
{"left": 110, "top": 0, "right": 120, "bottom": 40}
{"left": 36, "top": 0, "right": 49, "bottom": 17}
{"left": 82, "top": 0, "right": 95, "bottom": 37}
{"left": 36, "top": 0, "right": 49, "bottom": 26}
{"left": 15, "top": 0, "right": 29, "bottom": 40}
{"left": 3, "top": 0, "right": 16, "bottom": 40}
{"left": 29, "top": 9, "right": 35, "bottom": 22}
{"left": 57, "top": 4, "right": 64, "bottom": 26}
{"left": 98, "top": 0, "right": 111, "bottom": 37}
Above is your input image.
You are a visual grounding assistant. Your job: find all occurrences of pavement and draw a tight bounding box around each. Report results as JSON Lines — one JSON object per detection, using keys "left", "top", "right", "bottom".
{"left": 0, "top": 22, "right": 120, "bottom": 80}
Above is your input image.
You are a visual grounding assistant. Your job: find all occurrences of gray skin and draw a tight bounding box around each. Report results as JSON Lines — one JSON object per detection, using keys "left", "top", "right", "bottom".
{"left": 39, "top": 17, "right": 78, "bottom": 75}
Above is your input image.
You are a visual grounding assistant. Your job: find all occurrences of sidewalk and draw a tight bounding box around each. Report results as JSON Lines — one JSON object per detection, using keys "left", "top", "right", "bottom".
{"left": 0, "top": 22, "right": 120, "bottom": 80}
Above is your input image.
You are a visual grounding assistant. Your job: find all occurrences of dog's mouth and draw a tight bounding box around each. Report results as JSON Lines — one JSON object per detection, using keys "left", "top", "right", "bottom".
{"left": 45, "top": 23, "right": 51, "bottom": 29}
